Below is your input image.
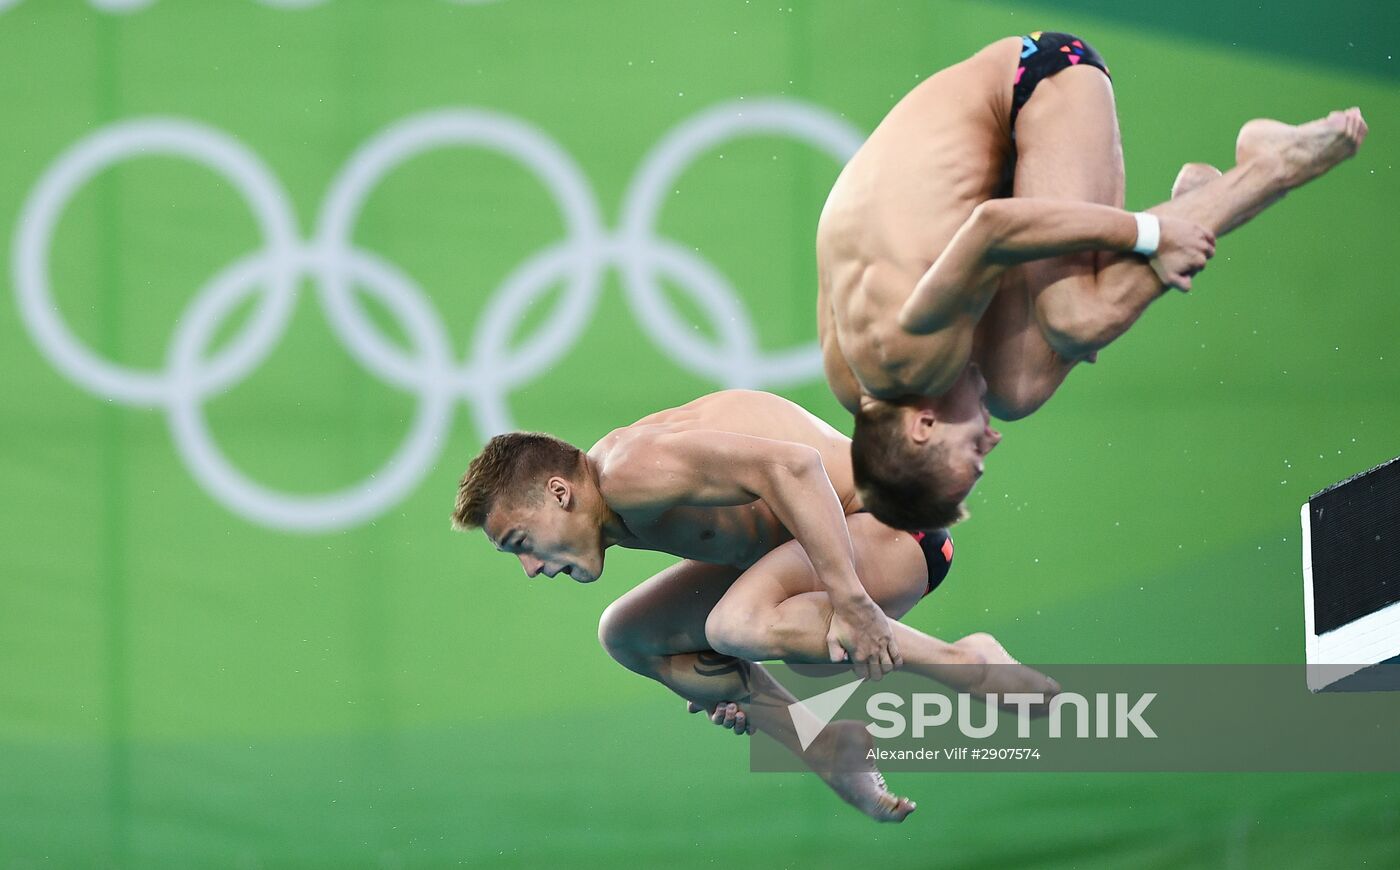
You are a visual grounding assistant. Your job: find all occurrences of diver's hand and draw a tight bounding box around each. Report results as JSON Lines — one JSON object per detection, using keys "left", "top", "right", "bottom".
{"left": 827, "top": 594, "right": 902, "bottom": 681}
{"left": 1150, "top": 215, "right": 1215, "bottom": 292}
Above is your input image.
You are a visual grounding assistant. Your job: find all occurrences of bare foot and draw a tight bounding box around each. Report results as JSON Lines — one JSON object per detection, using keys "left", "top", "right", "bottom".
{"left": 806, "top": 721, "right": 916, "bottom": 823}
{"left": 690, "top": 701, "right": 914, "bottom": 821}
{"left": 953, "top": 632, "right": 1061, "bottom": 712}
{"left": 1171, "top": 162, "right": 1223, "bottom": 199}
{"left": 687, "top": 699, "right": 754, "bottom": 735}
{"left": 1236, "top": 108, "right": 1367, "bottom": 189}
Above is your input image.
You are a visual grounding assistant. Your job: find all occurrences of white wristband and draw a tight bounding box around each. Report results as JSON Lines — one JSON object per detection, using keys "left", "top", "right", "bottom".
{"left": 1132, "top": 212, "right": 1160, "bottom": 256}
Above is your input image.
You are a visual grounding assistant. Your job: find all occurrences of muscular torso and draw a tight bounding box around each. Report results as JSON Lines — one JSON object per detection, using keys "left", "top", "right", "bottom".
{"left": 588, "top": 391, "right": 860, "bottom": 569}
{"left": 818, "top": 37, "right": 1020, "bottom": 411}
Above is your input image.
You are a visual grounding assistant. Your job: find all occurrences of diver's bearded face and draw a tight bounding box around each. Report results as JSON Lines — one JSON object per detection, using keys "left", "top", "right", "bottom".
{"left": 484, "top": 480, "right": 605, "bottom": 583}
{"left": 938, "top": 419, "right": 1002, "bottom": 499}
{"left": 916, "top": 365, "right": 1002, "bottom": 499}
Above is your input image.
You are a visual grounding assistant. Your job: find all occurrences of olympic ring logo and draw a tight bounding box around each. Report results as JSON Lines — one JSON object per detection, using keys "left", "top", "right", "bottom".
{"left": 12, "top": 101, "right": 862, "bottom": 532}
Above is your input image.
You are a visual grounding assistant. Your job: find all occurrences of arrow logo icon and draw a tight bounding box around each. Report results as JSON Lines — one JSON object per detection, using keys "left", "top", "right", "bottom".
{"left": 787, "top": 677, "right": 865, "bottom": 750}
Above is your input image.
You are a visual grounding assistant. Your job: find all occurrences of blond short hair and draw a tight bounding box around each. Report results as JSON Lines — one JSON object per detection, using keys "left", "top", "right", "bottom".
{"left": 452, "top": 432, "right": 582, "bottom": 530}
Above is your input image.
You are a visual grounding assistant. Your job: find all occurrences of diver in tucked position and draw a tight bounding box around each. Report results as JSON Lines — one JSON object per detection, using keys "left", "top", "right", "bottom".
{"left": 453, "top": 389, "right": 1058, "bottom": 822}
{"left": 818, "top": 32, "right": 1367, "bottom": 530}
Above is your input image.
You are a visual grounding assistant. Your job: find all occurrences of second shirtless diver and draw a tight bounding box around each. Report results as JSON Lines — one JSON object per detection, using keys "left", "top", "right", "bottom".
{"left": 452, "top": 390, "right": 1057, "bottom": 821}
{"left": 818, "top": 32, "right": 1367, "bottom": 530}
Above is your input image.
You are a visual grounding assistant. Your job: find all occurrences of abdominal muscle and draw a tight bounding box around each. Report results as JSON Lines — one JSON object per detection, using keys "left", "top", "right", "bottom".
{"left": 618, "top": 501, "right": 793, "bottom": 570}
{"left": 818, "top": 37, "right": 1018, "bottom": 399}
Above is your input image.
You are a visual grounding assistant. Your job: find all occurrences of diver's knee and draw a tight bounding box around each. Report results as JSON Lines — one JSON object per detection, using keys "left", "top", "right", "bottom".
{"left": 597, "top": 599, "right": 646, "bottom": 666}
{"left": 705, "top": 604, "right": 778, "bottom": 661}
{"left": 1038, "top": 294, "right": 1125, "bottom": 358}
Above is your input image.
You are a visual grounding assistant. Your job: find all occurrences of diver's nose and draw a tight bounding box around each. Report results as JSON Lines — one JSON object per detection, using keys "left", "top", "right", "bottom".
{"left": 520, "top": 554, "right": 544, "bottom": 578}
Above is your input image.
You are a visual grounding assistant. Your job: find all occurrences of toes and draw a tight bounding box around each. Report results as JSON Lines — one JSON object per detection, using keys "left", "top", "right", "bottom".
{"left": 879, "top": 794, "right": 917, "bottom": 822}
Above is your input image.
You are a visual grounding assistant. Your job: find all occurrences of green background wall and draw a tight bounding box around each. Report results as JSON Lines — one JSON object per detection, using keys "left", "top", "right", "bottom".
{"left": 2, "top": 1, "right": 1397, "bottom": 866}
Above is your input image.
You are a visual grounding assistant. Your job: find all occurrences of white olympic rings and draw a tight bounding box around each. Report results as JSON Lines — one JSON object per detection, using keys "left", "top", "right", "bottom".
{"left": 11, "top": 100, "right": 863, "bottom": 531}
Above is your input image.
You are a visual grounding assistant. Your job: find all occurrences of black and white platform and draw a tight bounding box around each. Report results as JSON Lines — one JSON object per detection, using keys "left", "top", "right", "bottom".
{"left": 1301, "top": 455, "right": 1400, "bottom": 692}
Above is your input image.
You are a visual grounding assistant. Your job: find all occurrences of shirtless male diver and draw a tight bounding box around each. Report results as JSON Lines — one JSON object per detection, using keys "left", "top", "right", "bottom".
{"left": 452, "top": 390, "right": 1058, "bottom": 822}
{"left": 819, "top": 32, "right": 1368, "bottom": 530}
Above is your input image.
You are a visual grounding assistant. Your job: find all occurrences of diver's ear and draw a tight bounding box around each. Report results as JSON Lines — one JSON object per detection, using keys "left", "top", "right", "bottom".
{"left": 546, "top": 476, "right": 573, "bottom": 509}
{"left": 907, "top": 406, "right": 937, "bottom": 445}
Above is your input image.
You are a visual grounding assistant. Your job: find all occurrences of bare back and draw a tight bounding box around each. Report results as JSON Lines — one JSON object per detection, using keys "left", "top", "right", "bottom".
{"left": 589, "top": 391, "right": 860, "bottom": 569}
{"left": 818, "top": 37, "right": 1019, "bottom": 410}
